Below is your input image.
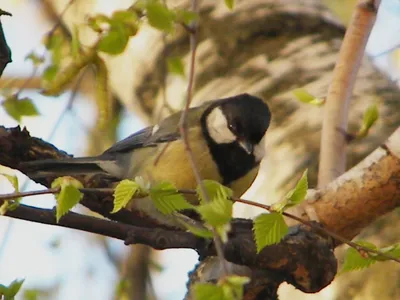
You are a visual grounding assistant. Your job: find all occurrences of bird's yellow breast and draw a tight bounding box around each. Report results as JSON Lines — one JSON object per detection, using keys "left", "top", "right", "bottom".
{"left": 127, "top": 127, "right": 258, "bottom": 197}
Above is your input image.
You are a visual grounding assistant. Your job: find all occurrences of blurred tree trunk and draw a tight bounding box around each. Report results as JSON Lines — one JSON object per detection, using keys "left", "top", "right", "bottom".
{"left": 41, "top": 0, "right": 400, "bottom": 298}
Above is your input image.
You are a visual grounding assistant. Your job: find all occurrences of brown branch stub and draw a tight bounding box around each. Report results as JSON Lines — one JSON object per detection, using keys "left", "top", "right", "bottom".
{"left": 318, "top": 0, "right": 381, "bottom": 187}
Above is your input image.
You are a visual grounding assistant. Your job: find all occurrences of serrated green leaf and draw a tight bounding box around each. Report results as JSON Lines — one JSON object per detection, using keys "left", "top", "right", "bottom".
{"left": 149, "top": 182, "right": 193, "bottom": 215}
{"left": 193, "top": 283, "right": 225, "bottom": 300}
{"left": 167, "top": 57, "right": 185, "bottom": 76}
{"left": 253, "top": 212, "right": 288, "bottom": 252}
{"left": 340, "top": 242, "right": 377, "bottom": 273}
{"left": 196, "top": 198, "right": 232, "bottom": 227}
{"left": 357, "top": 104, "right": 378, "bottom": 138}
{"left": 51, "top": 177, "right": 83, "bottom": 222}
{"left": 224, "top": 0, "right": 235, "bottom": 10}
{"left": 97, "top": 22, "right": 129, "bottom": 55}
{"left": 6, "top": 278, "right": 25, "bottom": 298}
{"left": 196, "top": 180, "right": 233, "bottom": 204}
{"left": 112, "top": 179, "right": 140, "bottom": 213}
{"left": 272, "top": 170, "right": 308, "bottom": 212}
{"left": 2, "top": 96, "right": 40, "bottom": 122}
{"left": 146, "top": 2, "right": 175, "bottom": 32}
{"left": 25, "top": 51, "right": 44, "bottom": 66}
{"left": 292, "top": 88, "right": 324, "bottom": 106}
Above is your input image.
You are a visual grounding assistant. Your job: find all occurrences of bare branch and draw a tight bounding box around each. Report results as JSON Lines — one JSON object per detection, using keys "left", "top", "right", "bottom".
{"left": 318, "top": 0, "right": 381, "bottom": 186}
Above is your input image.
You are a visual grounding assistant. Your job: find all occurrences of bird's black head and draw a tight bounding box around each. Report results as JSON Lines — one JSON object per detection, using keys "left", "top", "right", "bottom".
{"left": 201, "top": 94, "right": 271, "bottom": 185}
{"left": 203, "top": 94, "right": 271, "bottom": 160}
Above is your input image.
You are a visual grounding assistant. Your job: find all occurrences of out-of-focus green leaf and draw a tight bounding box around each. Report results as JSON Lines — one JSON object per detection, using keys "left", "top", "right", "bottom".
{"left": 167, "top": 57, "right": 185, "bottom": 76}
{"left": 146, "top": 2, "right": 175, "bottom": 33}
{"left": 224, "top": 0, "right": 235, "bottom": 10}
{"left": 2, "top": 96, "right": 39, "bottom": 122}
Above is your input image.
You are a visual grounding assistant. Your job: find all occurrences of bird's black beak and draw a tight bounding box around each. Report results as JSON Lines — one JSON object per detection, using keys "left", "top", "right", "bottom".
{"left": 238, "top": 139, "right": 253, "bottom": 154}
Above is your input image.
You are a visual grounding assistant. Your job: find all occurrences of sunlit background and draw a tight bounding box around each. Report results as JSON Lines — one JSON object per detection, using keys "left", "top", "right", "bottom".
{"left": 0, "top": 0, "right": 399, "bottom": 299}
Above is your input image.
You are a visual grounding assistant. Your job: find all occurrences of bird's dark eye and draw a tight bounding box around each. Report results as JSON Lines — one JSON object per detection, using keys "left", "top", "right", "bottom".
{"left": 228, "top": 121, "right": 242, "bottom": 135}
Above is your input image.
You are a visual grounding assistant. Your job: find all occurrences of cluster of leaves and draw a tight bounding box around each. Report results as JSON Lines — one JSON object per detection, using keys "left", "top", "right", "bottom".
{"left": 0, "top": 0, "right": 201, "bottom": 124}
{"left": 341, "top": 241, "right": 400, "bottom": 273}
{"left": 292, "top": 88, "right": 379, "bottom": 140}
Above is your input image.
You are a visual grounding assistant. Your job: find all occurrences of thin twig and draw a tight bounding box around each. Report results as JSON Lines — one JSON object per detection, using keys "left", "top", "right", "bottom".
{"left": 177, "top": 0, "right": 229, "bottom": 275}
{"left": 234, "top": 198, "right": 400, "bottom": 264}
{"left": 318, "top": 0, "right": 381, "bottom": 187}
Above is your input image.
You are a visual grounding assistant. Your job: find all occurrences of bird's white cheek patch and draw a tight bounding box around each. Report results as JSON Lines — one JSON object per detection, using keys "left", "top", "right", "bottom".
{"left": 206, "top": 107, "right": 236, "bottom": 144}
{"left": 254, "top": 133, "right": 267, "bottom": 162}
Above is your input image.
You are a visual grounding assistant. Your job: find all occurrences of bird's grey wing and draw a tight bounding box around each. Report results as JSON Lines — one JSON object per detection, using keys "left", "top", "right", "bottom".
{"left": 102, "top": 127, "right": 155, "bottom": 155}
{"left": 144, "top": 105, "right": 206, "bottom": 145}
{"left": 103, "top": 104, "right": 208, "bottom": 155}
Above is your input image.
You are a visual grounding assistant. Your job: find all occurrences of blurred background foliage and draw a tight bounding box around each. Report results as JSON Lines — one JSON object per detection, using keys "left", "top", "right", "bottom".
{"left": 0, "top": 0, "right": 399, "bottom": 299}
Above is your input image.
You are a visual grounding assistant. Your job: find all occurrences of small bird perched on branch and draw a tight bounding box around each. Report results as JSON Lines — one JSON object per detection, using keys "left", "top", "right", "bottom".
{"left": 23, "top": 94, "right": 271, "bottom": 226}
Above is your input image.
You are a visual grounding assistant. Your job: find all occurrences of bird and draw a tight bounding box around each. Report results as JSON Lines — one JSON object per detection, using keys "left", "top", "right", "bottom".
{"left": 23, "top": 93, "right": 271, "bottom": 226}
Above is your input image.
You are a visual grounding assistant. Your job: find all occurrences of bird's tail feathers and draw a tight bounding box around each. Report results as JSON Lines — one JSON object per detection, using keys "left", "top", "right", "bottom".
{"left": 21, "top": 156, "right": 112, "bottom": 179}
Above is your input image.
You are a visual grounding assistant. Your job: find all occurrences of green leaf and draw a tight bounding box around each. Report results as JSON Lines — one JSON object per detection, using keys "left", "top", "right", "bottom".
{"left": 23, "top": 289, "right": 40, "bottom": 300}
{"left": 372, "top": 243, "right": 400, "bottom": 261}
{"left": 44, "top": 30, "right": 65, "bottom": 66}
{"left": 0, "top": 173, "right": 21, "bottom": 213}
{"left": 112, "top": 179, "right": 140, "bottom": 213}
{"left": 146, "top": 2, "right": 175, "bottom": 32}
{"left": 149, "top": 182, "right": 193, "bottom": 215}
{"left": 167, "top": 57, "right": 185, "bottom": 76}
{"left": 340, "top": 241, "right": 377, "bottom": 273}
{"left": 272, "top": 169, "right": 308, "bottom": 212}
{"left": 174, "top": 9, "right": 198, "bottom": 25}
{"left": 42, "top": 65, "right": 59, "bottom": 83}
{"left": 25, "top": 51, "right": 44, "bottom": 66}
{"left": 357, "top": 104, "right": 379, "bottom": 138}
{"left": 70, "top": 25, "right": 81, "bottom": 59}
{"left": 112, "top": 10, "right": 138, "bottom": 36}
{"left": 195, "top": 180, "right": 233, "bottom": 228}
{"left": 51, "top": 176, "right": 83, "bottom": 222}
{"left": 224, "top": 0, "right": 235, "bottom": 10}
{"left": 97, "top": 22, "right": 129, "bottom": 55}
{"left": 2, "top": 96, "right": 40, "bottom": 122}
{"left": 223, "top": 275, "right": 250, "bottom": 298}
{"left": 1, "top": 173, "right": 19, "bottom": 192}
{"left": 87, "top": 14, "right": 110, "bottom": 32}
{"left": 196, "top": 180, "right": 233, "bottom": 204}
{"left": 183, "top": 223, "right": 213, "bottom": 238}
{"left": 253, "top": 212, "right": 288, "bottom": 253}
{"left": 292, "top": 88, "right": 325, "bottom": 106}
{"left": 193, "top": 283, "right": 225, "bottom": 300}
{"left": 6, "top": 278, "right": 25, "bottom": 298}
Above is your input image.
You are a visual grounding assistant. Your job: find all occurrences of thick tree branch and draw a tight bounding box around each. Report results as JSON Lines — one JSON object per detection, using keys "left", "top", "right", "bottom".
{"left": 296, "top": 127, "right": 400, "bottom": 241}
{"left": 318, "top": 0, "right": 381, "bottom": 186}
